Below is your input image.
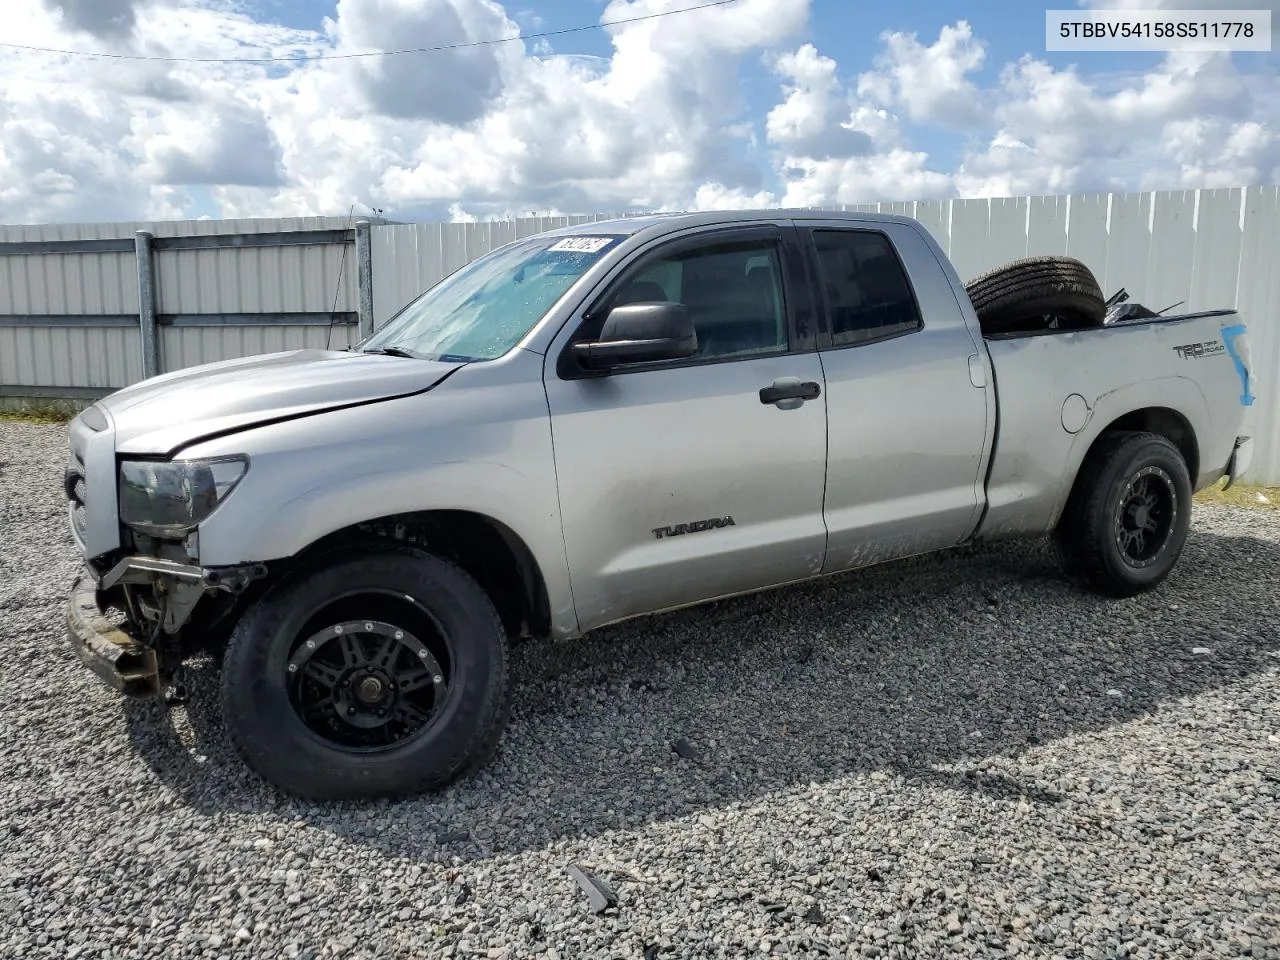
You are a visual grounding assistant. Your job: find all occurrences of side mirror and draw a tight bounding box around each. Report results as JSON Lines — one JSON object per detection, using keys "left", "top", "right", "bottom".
{"left": 571, "top": 302, "right": 697, "bottom": 371}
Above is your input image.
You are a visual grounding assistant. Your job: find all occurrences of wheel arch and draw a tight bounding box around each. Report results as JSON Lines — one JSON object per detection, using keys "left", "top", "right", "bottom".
{"left": 284, "top": 509, "right": 553, "bottom": 642}
{"left": 1055, "top": 404, "right": 1201, "bottom": 531}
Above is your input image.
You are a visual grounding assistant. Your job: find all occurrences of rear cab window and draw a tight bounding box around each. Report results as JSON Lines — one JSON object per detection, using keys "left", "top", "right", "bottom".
{"left": 810, "top": 229, "right": 923, "bottom": 346}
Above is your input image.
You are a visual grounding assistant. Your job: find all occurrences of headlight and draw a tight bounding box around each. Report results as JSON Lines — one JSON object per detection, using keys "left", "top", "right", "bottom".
{"left": 118, "top": 456, "right": 249, "bottom": 538}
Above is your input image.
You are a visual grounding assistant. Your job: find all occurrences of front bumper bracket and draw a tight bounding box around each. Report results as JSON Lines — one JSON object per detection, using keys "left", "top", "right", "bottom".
{"left": 1223, "top": 436, "right": 1254, "bottom": 491}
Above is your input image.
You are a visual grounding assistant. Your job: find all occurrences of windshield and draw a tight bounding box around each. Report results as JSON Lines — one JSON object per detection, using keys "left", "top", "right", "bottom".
{"left": 359, "top": 234, "right": 625, "bottom": 361}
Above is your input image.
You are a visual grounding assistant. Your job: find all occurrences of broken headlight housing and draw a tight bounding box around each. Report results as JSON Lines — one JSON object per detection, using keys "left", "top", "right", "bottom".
{"left": 118, "top": 456, "right": 249, "bottom": 538}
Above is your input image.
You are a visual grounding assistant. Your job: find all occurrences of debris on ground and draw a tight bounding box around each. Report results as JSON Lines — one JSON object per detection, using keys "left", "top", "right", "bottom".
{"left": 671, "top": 737, "right": 700, "bottom": 761}
{"left": 566, "top": 865, "right": 618, "bottom": 914}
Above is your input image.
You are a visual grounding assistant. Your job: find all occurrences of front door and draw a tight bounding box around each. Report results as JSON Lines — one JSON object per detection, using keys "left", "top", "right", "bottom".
{"left": 544, "top": 224, "right": 830, "bottom": 632}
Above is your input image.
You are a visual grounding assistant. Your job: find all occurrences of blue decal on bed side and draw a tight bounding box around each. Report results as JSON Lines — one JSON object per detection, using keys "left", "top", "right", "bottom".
{"left": 1220, "top": 323, "right": 1255, "bottom": 407}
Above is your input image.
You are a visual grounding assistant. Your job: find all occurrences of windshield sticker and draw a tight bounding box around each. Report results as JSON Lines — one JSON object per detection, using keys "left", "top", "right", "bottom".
{"left": 548, "top": 236, "right": 616, "bottom": 254}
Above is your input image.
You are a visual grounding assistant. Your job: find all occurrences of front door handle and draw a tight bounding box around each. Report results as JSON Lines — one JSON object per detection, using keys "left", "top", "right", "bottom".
{"left": 759, "top": 378, "right": 821, "bottom": 406}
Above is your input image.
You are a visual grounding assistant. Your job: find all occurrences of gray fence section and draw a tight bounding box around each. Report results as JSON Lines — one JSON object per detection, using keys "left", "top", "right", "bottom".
{"left": 0, "top": 216, "right": 368, "bottom": 396}
{"left": 1, "top": 190, "right": 1277, "bottom": 482}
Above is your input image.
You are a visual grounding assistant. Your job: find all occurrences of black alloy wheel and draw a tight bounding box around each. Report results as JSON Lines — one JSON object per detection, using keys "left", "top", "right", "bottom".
{"left": 286, "top": 613, "right": 451, "bottom": 752}
{"left": 1112, "top": 465, "right": 1178, "bottom": 569}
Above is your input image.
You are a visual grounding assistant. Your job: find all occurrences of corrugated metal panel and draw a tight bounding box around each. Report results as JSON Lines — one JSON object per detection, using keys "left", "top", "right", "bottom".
{"left": 0, "top": 325, "right": 140, "bottom": 388}
{"left": 153, "top": 239, "right": 357, "bottom": 314}
{"left": 0, "top": 252, "right": 135, "bottom": 315}
{"left": 0, "top": 215, "right": 355, "bottom": 242}
{"left": 0, "top": 215, "right": 363, "bottom": 391}
{"left": 160, "top": 324, "right": 357, "bottom": 370}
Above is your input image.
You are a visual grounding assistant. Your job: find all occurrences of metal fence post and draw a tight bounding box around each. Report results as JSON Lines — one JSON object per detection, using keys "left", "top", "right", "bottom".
{"left": 355, "top": 220, "right": 375, "bottom": 339}
{"left": 133, "top": 230, "right": 159, "bottom": 379}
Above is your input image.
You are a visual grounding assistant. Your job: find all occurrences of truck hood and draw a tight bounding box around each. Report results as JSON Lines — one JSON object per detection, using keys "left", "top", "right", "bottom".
{"left": 97, "top": 349, "right": 464, "bottom": 456}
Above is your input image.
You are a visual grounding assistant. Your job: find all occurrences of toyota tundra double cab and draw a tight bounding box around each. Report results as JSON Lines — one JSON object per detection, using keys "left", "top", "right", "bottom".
{"left": 63, "top": 209, "right": 1258, "bottom": 799}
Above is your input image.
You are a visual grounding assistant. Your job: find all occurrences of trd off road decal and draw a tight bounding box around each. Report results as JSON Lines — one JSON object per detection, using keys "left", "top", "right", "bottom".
{"left": 652, "top": 516, "right": 736, "bottom": 540}
{"left": 1171, "top": 340, "right": 1226, "bottom": 359}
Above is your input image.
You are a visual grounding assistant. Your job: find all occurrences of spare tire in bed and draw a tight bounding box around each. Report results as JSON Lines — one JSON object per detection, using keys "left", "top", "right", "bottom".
{"left": 964, "top": 256, "right": 1105, "bottom": 334}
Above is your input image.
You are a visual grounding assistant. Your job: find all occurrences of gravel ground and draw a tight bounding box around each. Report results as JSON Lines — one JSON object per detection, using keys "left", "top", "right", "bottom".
{"left": 2, "top": 418, "right": 1278, "bottom": 960}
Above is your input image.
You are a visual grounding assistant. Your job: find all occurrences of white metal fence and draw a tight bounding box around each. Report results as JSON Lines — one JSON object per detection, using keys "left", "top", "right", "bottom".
{"left": 1, "top": 188, "right": 1277, "bottom": 482}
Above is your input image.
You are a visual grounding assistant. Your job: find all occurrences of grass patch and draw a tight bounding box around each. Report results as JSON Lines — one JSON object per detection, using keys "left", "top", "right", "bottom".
{"left": 0, "top": 395, "right": 92, "bottom": 423}
{"left": 1194, "top": 478, "right": 1279, "bottom": 511}
{"left": 0, "top": 409, "right": 74, "bottom": 425}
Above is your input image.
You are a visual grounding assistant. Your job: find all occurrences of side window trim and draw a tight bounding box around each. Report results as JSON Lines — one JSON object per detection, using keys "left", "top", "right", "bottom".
{"left": 779, "top": 223, "right": 821, "bottom": 352}
{"left": 801, "top": 226, "right": 926, "bottom": 352}
{"left": 557, "top": 224, "right": 798, "bottom": 380}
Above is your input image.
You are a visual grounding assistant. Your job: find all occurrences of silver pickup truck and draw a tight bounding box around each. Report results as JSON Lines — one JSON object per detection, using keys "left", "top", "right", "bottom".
{"left": 62, "top": 209, "right": 1258, "bottom": 799}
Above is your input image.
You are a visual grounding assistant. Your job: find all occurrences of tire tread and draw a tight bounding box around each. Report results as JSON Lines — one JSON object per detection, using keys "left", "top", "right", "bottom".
{"left": 219, "top": 544, "right": 510, "bottom": 800}
{"left": 965, "top": 256, "right": 1105, "bottom": 333}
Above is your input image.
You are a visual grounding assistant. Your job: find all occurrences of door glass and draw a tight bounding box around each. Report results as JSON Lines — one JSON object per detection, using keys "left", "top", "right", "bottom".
{"left": 811, "top": 230, "right": 922, "bottom": 346}
{"left": 606, "top": 238, "right": 789, "bottom": 360}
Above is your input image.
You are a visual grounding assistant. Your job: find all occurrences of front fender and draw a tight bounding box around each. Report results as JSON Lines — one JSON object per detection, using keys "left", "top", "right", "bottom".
{"left": 197, "top": 456, "right": 579, "bottom": 637}
{"left": 180, "top": 360, "right": 579, "bottom": 636}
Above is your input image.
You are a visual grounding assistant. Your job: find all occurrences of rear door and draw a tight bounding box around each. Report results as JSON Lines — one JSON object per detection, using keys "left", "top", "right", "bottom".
{"left": 543, "top": 223, "right": 830, "bottom": 631}
{"left": 797, "top": 219, "right": 991, "bottom": 573}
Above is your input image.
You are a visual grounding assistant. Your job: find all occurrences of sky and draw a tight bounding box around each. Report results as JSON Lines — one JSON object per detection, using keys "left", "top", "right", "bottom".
{"left": 0, "top": 0, "right": 1277, "bottom": 224}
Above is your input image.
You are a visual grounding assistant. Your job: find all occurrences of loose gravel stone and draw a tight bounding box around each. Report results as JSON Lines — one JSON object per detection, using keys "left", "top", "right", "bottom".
{"left": 2, "top": 419, "right": 1279, "bottom": 958}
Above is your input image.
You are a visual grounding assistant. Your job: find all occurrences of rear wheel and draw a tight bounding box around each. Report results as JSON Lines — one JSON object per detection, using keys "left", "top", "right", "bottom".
{"left": 219, "top": 545, "right": 509, "bottom": 800}
{"left": 1053, "top": 431, "right": 1192, "bottom": 597}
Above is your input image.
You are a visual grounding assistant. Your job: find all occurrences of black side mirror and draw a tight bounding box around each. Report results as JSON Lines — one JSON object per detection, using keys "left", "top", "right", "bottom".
{"left": 572, "top": 302, "right": 697, "bottom": 371}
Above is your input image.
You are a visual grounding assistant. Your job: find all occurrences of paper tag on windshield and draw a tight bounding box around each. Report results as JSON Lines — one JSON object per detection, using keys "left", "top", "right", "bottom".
{"left": 548, "top": 236, "right": 614, "bottom": 253}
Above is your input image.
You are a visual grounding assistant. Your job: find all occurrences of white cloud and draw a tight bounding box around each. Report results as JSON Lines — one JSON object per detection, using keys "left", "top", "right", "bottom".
{"left": 953, "top": 50, "right": 1276, "bottom": 196}
{"left": 857, "top": 20, "right": 987, "bottom": 128}
{"left": 0, "top": 0, "right": 814, "bottom": 222}
{"left": 765, "top": 44, "right": 872, "bottom": 159}
{"left": 763, "top": 21, "right": 1278, "bottom": 204}
{"left": 0, "top": 2, "right": 1275, "bottom": 225}
{"left": 42, "top": 0, "right": 142, "bottom": 39}
{"left": 335, "top": 0, "right": 517, "bottom": 124}
{"left": 777, "top": 150, "right": 953, "bottom": 207}
{"left": 134, "top": 98, "right": 286, "bottom": 186}
{"left": 689, "top": 182, "right": 778, "bottom": 210}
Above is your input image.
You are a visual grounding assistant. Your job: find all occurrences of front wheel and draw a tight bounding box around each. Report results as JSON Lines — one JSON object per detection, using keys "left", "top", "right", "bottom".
{"left": 1053, "top": 431, "right": 1192, "bottom": 597}
{"left": 219, "top": 545, "right": 509, "bottom": 800}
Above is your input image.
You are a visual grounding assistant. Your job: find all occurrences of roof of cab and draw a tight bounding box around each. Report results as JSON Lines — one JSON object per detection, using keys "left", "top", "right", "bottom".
{"left": 534, "top": 208, "right": 922, "bottom": 241}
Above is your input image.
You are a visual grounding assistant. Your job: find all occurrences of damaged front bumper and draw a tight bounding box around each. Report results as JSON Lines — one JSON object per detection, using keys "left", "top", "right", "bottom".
{"left": 66, "top": 556, "right": 268, "bottom": 698}
{"left": 67, "top": 572, "right": 161, "bottom": 697}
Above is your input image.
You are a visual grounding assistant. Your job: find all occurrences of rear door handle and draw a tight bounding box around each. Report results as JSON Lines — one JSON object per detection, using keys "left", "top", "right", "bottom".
{"left": 759, "top": 378, "right": 821, "bottom": 405}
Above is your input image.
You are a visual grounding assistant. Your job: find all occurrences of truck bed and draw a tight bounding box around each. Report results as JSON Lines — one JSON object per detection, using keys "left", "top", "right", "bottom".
{"left": 975, "top": 308, "right": 1252, "bottom": 540}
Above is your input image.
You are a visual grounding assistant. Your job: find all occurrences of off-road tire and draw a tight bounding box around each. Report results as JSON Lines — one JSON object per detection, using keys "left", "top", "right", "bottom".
{"left": 1053, "top": 430, "right": 1192, "bottom": 597}
{"left": 219, "top": 544, "right": 509, "bottom": 800}
{"left": 965, "top": 256, "right": 1105, "bottom": 334}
